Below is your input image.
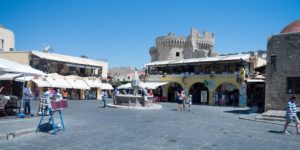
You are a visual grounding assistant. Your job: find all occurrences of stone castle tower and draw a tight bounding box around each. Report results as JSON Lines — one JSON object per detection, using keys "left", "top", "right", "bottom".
{"left": 149, "top": 28, "right": 216, "bottom": 62}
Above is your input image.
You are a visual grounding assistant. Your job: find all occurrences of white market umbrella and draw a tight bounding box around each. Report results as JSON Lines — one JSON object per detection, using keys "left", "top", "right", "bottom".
{"left": 0, "top": 58, "right": 46, "bottom": 117}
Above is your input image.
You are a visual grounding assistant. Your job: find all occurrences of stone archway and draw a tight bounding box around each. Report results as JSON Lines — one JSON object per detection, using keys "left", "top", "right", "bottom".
{"left": 189, "top": 82, "right": 209, "bottom": 104}
{"left": 215, "top": 82, "right": 239, "bottom": 106}
{"left": 167, "top": 82, "right": 183, "bottom": 102}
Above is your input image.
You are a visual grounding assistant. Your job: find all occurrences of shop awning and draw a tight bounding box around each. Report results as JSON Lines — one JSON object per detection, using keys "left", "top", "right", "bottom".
{"left": 31, "top": 78, "right": 51, "bottom": 87}
{"left": 83, "top": 77, "right": 101, "bottom": 88}
{"left": 139, "top": 82, "right": 169, "bottom": 89}
{"left": 14, "top": 76, "right": 34, "bottom": 82}
{"left": 101, "top": 83, "right": 113, "bottom": 90}
{"left": 46, "top": 73, "right": 72, "bottom": 88}
{"left": 31, "top": 51, "right": 105, "bottom": 68}
{"left": 0, "top": 73, "right": 21, "bottom": 80}
{"left": 145, "top": 54, "right": 251, "bottom": 67}
{"left": 65, "top": 77, "right": 90, "bottom": 90}
{"left": 0, "top": 57, "right": 46, "bottom": 76}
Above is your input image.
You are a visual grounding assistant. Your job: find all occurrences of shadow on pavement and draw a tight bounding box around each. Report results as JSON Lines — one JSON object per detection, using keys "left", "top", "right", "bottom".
{"left": 224, "top": 109, "right": 252, "bottom": 115}
{"left": 268, "top": 130, "right": 284, "bottom": 134}
{"left": 36, "top": 122, "right": 54, "bottom": 133}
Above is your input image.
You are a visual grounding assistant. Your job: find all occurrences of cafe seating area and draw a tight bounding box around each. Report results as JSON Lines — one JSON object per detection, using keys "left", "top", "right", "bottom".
{"left": 0, "top": 95, "right": 21, "bottom": 117}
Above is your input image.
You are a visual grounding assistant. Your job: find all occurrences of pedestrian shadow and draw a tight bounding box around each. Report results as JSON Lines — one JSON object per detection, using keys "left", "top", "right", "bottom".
{"left": 224, "top": 109, "right": 252, "bottom": 115}
{"left": 36, "top": 122, "right": 64, "bottom": 134}
{"left": 171, "top": 109, "right": 178, "bottom": 111}
{"left": 268, "top": 130, "right": 284, "bottom": 134}
{"left": 36, "top": 122, "right": 54, "bottom": 133}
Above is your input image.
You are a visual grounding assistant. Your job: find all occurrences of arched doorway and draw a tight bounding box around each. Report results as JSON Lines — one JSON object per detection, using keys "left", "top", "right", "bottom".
{"left": 189, "top": 82, "right": 209, "bottom": 104}
{"left": 215, "top": 83, "right": 239, "bottom": 106}
{"left": 167, "top": 82, "right": 183, "bottom": 102}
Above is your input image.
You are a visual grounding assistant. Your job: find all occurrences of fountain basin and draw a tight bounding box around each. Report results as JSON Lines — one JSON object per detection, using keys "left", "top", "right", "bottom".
{"left": 108, "top": 94, "right": 162, "bottom": 110}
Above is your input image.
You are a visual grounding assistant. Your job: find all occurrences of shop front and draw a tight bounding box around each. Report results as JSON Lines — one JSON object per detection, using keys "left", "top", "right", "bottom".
{"left": 146, "top": 74, "right": 242, "bottom": 106}
{"left": 83, "top": 77, "right": 102, "bottom": 100}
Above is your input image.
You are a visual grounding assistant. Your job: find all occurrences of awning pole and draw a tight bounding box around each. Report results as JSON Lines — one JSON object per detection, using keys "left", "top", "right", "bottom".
{"left": 18, "top": 73, "right": 26, "bottom": 118}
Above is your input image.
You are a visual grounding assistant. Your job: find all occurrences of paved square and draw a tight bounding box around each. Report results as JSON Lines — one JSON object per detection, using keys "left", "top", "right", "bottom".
{"left": 0, "top": 100, "right": 299, "bottom": 150}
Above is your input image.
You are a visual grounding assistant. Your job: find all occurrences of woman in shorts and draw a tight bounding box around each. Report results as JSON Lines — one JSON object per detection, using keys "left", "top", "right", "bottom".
{"left": 177, "top": 90, "right": 185, "bottom": 111}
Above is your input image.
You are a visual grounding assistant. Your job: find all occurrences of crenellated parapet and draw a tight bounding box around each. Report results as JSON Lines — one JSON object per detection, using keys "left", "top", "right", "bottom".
{"left": 149, "top": 28, "right": 216, "bottom": 62}
{"left": 156, "top": 33, "right": 187, "bottom": 49}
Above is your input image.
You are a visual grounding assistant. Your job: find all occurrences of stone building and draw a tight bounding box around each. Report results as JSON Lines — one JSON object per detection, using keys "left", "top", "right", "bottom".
{"left": 265, "top": 19, "right": 300, "bottom": 111}
{"left": 149, "top": 28, "right": 217, "bottom": 62}
{"left": 0, "top": 25, "right": 15, "bottom": 51}
{"left": 146, "top": 28, "right": 266, "bottom": 107}
{"left": 109, "top": 67, "right": 144, "bottom": 82}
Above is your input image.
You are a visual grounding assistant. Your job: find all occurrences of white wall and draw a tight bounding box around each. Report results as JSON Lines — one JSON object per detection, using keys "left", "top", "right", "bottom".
{"left": 0, "top": 27, "right": 15, "bottom": 51}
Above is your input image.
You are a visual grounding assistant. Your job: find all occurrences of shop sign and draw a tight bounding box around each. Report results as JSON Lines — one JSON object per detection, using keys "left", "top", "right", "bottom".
{"left": 146, "top": 76, "right": 161, "bottom": 82}
{"left": 204, "top": 80, "right": 216, "bottom": 90}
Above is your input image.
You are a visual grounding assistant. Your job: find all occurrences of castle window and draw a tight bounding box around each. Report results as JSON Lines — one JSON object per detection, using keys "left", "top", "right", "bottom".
{"left": 287, "top": 77, "right": 300, "bottom": 94}
{"left": 176, "top": 52, "right": 180, "bottom": 57}
{"left": 0, "top": 39, "right": 3, "bottom": 49}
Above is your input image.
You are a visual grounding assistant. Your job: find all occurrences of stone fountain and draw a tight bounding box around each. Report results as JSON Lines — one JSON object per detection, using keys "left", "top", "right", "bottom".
{"left": 108, "top": 69, "right": 162, "bottom": 110}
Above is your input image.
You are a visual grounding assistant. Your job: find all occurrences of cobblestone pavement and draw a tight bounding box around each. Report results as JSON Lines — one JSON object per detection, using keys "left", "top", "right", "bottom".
{"left": 0, "top": 100, "right": 300, "bottom": 150}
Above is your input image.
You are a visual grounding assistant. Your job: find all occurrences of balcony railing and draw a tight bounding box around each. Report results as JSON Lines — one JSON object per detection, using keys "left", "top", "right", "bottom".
{"left": 147, "top": 72, "right": 239, "bottom": 78}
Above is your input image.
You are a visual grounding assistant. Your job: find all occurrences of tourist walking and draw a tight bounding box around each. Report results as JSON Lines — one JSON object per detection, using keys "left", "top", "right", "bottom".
{"left": 220, "top": 94, "right": 226, "bottom": 106}
{"left": 186, "top": 95, "right": 192, "bottom": 112}
{"left": 283, "top": 96, "right": 300, "bottom": 134}
{"left": 177, "top": 90, "right": 185, "bottom": 111}
{"left": 85, "top": 90, "right": 90, "bottom": 100}
{"left": 23, "top": 82, "right": 32, "bottom": 114}
{"left": 113, "top": 88, "right": 119, "bottom": 105}
{"left": 62, "top": 90, "right": 68, "bottom": 100}
{"left": 101, "top": 91, "right": 108, "bottom": 108}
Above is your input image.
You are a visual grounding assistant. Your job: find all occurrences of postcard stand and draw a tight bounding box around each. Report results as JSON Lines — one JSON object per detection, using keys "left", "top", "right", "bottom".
{"left": 36, "top": 96, "right": 67, "bottom": 134}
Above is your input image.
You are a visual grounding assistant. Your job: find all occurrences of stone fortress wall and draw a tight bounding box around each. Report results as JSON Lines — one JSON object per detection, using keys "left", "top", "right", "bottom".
{"left": 265, "top": 19, "right": 300, "bottom": 110}
{"left": 149, "top": 28, "right": 216, "bottom": 62}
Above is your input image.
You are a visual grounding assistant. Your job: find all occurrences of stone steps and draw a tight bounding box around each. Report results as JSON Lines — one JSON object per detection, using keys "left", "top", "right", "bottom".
{"left": 255, "top": 115, "right": 285, "bottom": 122}
{"left": 255, "top": 109, "right": 300, "bottom": 122}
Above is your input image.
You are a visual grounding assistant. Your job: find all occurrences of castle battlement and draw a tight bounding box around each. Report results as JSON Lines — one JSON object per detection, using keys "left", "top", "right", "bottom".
{"left": 150, "top": 28, "right": 216, "bottom": 62}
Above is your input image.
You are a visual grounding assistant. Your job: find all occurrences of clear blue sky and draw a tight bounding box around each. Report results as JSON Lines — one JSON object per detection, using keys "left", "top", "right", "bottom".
{"left": 0, "top": 0, "right": 299, "bottom": 69}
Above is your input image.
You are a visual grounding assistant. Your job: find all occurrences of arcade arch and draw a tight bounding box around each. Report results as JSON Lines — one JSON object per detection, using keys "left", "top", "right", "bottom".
{"left": 167, "top": 82, "right": 183, "bottom": 102}
{"left": 189, "top": 82, "right": 209, "bottom": 104}
{"left": 215, "top": 82, "right": 239, "bottom": 106}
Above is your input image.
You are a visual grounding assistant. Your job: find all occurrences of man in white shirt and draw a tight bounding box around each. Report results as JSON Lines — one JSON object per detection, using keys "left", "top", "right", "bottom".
{"left": 23, "top": 82, "right": 33, "bottom": 114}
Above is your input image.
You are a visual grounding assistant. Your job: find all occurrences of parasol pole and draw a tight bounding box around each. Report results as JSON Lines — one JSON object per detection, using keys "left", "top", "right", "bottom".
{"left": 17, "top": 73, "right": 26, "bottom": 118}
